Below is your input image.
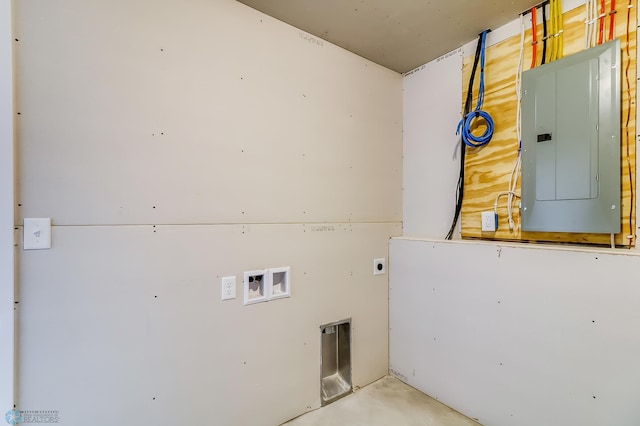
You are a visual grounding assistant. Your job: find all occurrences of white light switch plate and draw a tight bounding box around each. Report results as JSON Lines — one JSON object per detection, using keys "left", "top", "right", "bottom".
{"left": 23, "top": 218, "right": 51, "bottom": 250}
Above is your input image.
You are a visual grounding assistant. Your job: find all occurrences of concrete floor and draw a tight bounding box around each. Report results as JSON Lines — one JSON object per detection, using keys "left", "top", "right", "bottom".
{"left": 282, "top": 376, "right": 481, "bottom": 426}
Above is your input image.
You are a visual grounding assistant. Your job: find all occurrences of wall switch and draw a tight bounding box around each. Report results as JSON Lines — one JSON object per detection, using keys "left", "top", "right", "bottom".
{"left": 481, "top": 211, "right": 497, "bottom": 232}
{"left": 221, "top": 276, "right": 236, "bottom": 301}
{"left": 373, "top": 258, "right": 386, "bottom": 275}
{"left": 23, "top": 218, "right": 51, "bottom": 250}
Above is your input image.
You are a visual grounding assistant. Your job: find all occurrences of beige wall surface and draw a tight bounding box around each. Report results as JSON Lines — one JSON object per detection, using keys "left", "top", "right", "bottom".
{"left": 13, "top": 1, "right": 402, "bottom": 424}
{"left": 19, "top": 223, "right": 398, "bottom": 425}
{"left": 15, "top": 0, "right": 402, "bottom": 225}
{"left": 0, "top": 0, "right": 15, "bottom": 412}
{"left": 390, "top": 238, "right": 640, "bottom": 426}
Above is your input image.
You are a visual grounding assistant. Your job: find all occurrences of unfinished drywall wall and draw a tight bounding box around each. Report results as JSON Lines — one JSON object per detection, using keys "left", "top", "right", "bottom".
{"left": 15, "top": 1, "right": 401, "bottom": 225}
{"left": 403, "top": 50, "right": 463, "bottom": 238}
{"left": 20, "top": 223, "right": 398, "bottom": 425}
{"left": 390, "top": 238, "right": 640, "bottom": 426}
{"left": 0, "top": 0, "right": 15, "bottom": 412}
{"left": 13, "top": 0, "right": 402, "bottom": 424}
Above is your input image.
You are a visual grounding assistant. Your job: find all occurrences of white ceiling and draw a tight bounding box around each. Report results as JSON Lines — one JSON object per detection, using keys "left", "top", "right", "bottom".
{"left": 236, "top": 0, "right": 539, "bottom": 73}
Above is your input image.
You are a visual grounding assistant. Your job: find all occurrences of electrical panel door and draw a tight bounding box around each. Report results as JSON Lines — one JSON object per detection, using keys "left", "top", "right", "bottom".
{"left": 521, "top": 40, "right": 620, "bottom": 234}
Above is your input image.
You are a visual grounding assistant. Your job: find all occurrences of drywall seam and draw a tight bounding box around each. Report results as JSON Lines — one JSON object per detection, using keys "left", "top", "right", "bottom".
{"left": 0, "top": 0, "right": 15, "bottom": 413}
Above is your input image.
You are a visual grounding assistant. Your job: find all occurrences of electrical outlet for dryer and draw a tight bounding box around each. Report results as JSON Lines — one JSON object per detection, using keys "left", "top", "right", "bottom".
{"left": 373, "top": 258, "right": 386, "bottom": 275}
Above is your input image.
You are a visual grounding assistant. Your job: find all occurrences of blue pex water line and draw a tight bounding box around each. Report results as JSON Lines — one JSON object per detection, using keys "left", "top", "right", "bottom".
{"left": 456, "top": 31, "right": 495, "bottom": 148}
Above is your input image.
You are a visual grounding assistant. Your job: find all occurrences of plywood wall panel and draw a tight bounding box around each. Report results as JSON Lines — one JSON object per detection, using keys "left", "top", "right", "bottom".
{"left": 461, "top": 3, "right": 636, "bottom": 246}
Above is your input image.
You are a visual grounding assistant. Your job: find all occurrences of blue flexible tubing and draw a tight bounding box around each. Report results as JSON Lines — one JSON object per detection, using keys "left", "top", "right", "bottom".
{"left": 456, "top": 31, "right": 494, "bottom": 148}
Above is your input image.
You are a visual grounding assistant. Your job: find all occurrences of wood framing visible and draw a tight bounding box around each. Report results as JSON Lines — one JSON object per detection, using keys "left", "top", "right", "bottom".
{"left": 461, "top": 1, "right": 637, "bottom": 246}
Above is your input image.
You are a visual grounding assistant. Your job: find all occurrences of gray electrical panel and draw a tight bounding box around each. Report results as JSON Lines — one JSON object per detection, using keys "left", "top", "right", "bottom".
{"left": 521, "top": 40, "right": 621, "bottom": 234}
